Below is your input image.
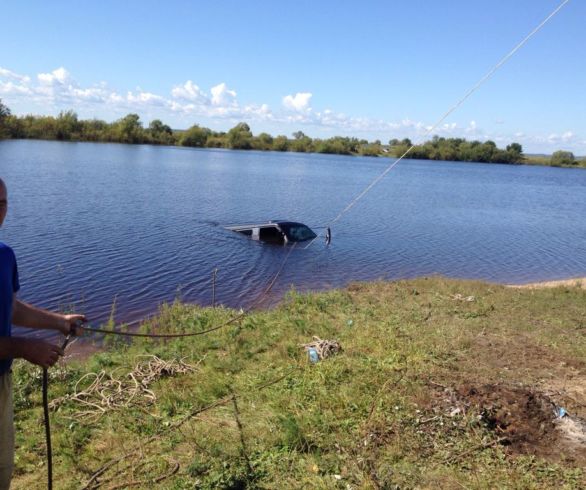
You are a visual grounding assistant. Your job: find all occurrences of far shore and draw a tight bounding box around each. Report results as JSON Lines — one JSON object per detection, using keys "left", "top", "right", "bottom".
{"left": 508, "top": 277, "right": 586, "bottom": 289}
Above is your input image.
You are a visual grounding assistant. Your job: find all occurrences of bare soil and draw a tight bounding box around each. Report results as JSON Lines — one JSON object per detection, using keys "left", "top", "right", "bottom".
{"left": 430, "top": 382, "right": 586, "bottom": 466}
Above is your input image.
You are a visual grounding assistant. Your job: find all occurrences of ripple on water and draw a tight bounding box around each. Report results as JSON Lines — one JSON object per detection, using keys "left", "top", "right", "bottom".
{"left": 1, "top": 140, "right": 585, "bottom": 336}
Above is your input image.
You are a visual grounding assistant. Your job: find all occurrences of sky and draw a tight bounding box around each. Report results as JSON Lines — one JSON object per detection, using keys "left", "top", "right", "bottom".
{"left": 0, "top": 0, "right": 584, "bottom": 154}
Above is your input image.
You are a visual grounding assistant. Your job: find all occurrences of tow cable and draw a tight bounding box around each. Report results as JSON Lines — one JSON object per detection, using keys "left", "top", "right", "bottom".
{"left": 42, "top": 333, "right": 72, "bottom": 490}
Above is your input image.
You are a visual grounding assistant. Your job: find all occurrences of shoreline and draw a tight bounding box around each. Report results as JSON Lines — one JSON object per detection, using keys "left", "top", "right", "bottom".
{"left": 508, "top": 277, "right": 586, "bottom": 290}
{"left": 64, "top": 275, "right": 586, "bottom": 359}
{"left": 2, "top": 137, "right": 585, "bottom": 170}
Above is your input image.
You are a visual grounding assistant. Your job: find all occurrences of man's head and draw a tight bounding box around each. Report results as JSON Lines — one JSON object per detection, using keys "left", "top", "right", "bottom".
{"left": 0, "top": 178, "right": 7, "bottom": 227}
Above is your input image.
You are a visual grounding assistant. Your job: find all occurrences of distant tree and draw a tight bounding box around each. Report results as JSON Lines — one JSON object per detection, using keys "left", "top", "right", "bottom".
{"left": 506, "top": 142, "right": 522, "bottom": 154}
{"left": 180, "top": 124, "right": 210, "bottom": 147}
{"left": 314, "top": 137, "right": 351, "bottom": 155}
{"left": 226, "top": 122, "right": 253, "bottom": 149}
{"left": 505, "top": 142, "right": 523, "bottom": 164}
{"left": 252, "top": 132, "right": 273, "bottom": 151}
{"left": 81, "top": 119, "right": 108, "bottom": 141}
{"left": 391, "top": 143, "right": 412, "bottom": 158}
{"left": 55, "top": 111, "right": 81, "bottom": 140}
{"left": 205, "top": 135, "right": 226, "bottom": 148}
{"left": 313, "top": 136, "right": 362, "bottom": 155}
{"left": 0, "top": 99, "right": 11, "bottom": 138}
{"left": 0, "top": 99, "right": 10, "bottom": 119}
{"left": 550, "top": 150, "right": 576, "bottom": 166}
{"left": 290, "top": 134, "right": 313, "bottom": 152}
{"left": 114, "top": 113, "right": 144, "bottom": 143}
{"left": 358, "top": 141, "right": 382, "bottom": 157}
{"left": 147, "top": 119, "right": 174, "bottom": 145}
{"left": 148, "top": 119, "right": 172, "bottom": 135}
{"left": 292, "top": 131, "right": 306, "bottom": 140}
{"left": 272, "top": 135, "right": 289, "bottom": 151}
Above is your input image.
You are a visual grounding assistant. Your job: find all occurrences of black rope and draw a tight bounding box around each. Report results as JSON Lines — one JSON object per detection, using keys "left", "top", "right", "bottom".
{"left": 42, "top": 335, "right": 71, "bottom": 490}
{"left": 42, "top": 368, "right": 53, "bottom": 490}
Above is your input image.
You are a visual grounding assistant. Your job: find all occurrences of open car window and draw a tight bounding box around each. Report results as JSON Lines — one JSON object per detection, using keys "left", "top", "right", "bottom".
{"left": 258, "top": 226, "right": 285, "bottom": 244}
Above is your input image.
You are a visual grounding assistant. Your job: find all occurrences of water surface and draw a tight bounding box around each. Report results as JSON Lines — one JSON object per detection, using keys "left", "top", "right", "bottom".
{"left": 1, "top": 140, "right": 585, "bottom": 332}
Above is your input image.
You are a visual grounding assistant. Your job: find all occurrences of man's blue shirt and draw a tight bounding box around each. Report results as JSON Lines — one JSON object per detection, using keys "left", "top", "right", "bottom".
{"left": 0, "top": 242, "right": 20, "bottom": 374}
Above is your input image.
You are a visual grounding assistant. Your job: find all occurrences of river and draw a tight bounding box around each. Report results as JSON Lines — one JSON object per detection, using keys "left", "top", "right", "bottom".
{"left": 1, "top": 139, "right": 585, "bottom": 331}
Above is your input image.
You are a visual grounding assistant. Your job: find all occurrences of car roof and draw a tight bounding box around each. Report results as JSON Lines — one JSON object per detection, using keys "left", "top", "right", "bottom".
{"left": 225, "top": 220, "right": 306, "bottom": 230}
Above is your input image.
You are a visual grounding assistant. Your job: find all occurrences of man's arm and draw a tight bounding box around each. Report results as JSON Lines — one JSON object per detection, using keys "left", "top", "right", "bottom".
{"left": 0, "top": 337, "right": 63, "bottom": 369}
{"left": 0, "top": 294, "right": 85, "bottom": 369}
{"left": 12, "top": 298, "right": 85, "bottom": 335}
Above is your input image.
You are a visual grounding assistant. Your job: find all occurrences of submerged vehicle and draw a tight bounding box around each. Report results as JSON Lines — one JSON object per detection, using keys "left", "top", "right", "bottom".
{"left": 225, "top": 221, "right": 317, "bottom": 245}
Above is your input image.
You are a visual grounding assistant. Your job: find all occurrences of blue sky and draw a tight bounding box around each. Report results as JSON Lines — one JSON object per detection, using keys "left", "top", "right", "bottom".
{"left": 1, "top": 0, "right": 583, "bottom": 153}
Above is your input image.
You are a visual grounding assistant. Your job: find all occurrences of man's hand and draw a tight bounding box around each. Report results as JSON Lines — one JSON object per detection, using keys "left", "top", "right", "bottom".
{"left": 20, "top": 339, "right": 64, "bottom": 369}
{"left": 58, "top": 314, "right": 87, "bottom": 336}
{"left": 13, "top": 299, "right": 88, "bottom": 336}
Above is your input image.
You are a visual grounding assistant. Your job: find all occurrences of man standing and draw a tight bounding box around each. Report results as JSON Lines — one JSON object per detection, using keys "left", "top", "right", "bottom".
{"left": 0, "top": 178, "right": 84, "bottom": 489}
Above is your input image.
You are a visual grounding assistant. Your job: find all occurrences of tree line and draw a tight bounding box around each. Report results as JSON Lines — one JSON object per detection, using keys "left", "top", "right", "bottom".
{"left": 0, "top": 99, "right": 583, "bottom": 167}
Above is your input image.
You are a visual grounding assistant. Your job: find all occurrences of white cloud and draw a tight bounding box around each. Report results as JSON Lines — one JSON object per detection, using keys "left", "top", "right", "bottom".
{"left": 561, "top": 131, "right": 574, "bottom": 142}
{"left": 126, "top": 90, "right": 166, "bottom": 106}
{"left": 210, "top": 82, "right": 237, "bottom": 106}
{"left": 1, "top": 65, "right": 584, "bottom": 153}
{"left": 547, "top": 131, "right": 575, "bottom": 144}
{"left": 0, "top": 81, "right": 32, "bottom": 96}
{"left": 0, "top": 66, "right": 271, "bottom": 121}
{"left": 0, "top": 67, "right": 30, "bottom": 83}
{"left": 71, "top": 86, "right": 109, "bottom": 102}
{"left": 38, "top": 67, "right": 71, "bottom": 86}
{"left": 283, "top": 92, "right": 312, "bottom": 111}
{"left": 171, "top": 80, "right": 208, "bottom": 104}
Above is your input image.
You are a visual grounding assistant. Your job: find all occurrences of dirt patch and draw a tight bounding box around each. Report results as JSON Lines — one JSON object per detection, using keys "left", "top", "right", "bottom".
{"left": 429, "top": 382, "right": 586, "bottom": 465}
{"left": 456, "top": 384, "right": 557, "bottom": 454}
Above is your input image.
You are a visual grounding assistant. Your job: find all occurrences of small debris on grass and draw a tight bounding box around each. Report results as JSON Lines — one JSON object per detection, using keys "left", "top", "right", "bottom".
{"left": 452, "top": 293, "right": 475, "bottom": 302}
{"left": 555, "top": 406, "right": 567, "bottom": 419}
{"left": 301, "top": 336, "right": 342, "bottom": 362}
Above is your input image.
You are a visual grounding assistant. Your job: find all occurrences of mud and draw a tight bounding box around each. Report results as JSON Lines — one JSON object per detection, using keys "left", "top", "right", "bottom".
{"left": 456, "top": 384, "right": 557, "bottom": 454}
{"left": 431, "top": 382, "right": 586, "bottom": 465}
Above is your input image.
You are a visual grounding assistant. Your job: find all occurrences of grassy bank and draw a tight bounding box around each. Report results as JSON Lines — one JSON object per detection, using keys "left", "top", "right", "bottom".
{"left": 11, "top": 277, "right": 586, "bottom": 489}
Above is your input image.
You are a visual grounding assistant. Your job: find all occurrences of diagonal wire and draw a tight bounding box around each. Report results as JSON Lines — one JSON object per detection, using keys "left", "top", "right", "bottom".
{"left": 304, "top": 0, "right": 571, "bottom": 249}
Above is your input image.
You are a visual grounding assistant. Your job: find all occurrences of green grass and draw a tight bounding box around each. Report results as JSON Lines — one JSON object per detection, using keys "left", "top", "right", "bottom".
{"left": 10, "top": 277, "right": 586, "bottom": 489}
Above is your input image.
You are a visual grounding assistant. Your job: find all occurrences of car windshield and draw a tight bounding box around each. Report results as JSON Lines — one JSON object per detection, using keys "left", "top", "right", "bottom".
{"left": 280, "top": 223, "right": 317, "bottom": 242}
